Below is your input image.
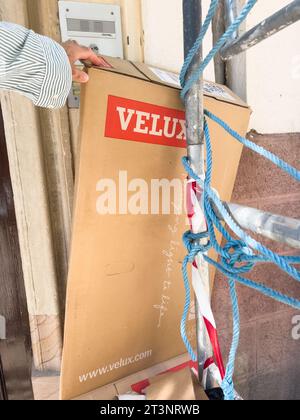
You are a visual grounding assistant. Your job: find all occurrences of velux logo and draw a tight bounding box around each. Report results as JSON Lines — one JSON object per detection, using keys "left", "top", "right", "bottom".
{"left": 105, "top": 95, "right": 187, "bottom": 148}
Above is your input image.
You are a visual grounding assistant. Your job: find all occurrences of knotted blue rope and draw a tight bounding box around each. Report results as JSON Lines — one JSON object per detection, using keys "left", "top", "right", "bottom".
{"left": 205, "top": 110, "right": 300, "bottom": 182}
{"left": 181, "top": 0, "right": 258, "bottom": 98}
{"left": 222, "top": 279, "right": 240, "bottom": 402}
{"left": 180, "top": 0, "right": 300, "bottom": 401}
{"left": 182, "top": 116, "right": 300, "bottom": 400}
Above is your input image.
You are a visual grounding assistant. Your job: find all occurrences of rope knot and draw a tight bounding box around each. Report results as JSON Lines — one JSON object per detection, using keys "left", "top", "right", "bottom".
{"left": 183, "top": 230, "right": 211, "bottom": 262}
{"left": 222, "top": 240, "right": 255, "bottom": 274}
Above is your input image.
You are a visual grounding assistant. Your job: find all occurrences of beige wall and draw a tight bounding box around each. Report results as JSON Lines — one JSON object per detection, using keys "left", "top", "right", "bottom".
{"left": 141, "top": 0, "right": 215, "bottom": 81}
{"left": 247, "top": 0, "right": 300, "bottom": 133}
{"left": 141, "top": 0, "right": 300, "bottom": 134}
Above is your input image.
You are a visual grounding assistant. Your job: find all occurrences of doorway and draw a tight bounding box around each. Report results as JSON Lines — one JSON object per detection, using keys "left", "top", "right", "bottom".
{"left": 0, "top": 105, "right": 33, "bottom": 400}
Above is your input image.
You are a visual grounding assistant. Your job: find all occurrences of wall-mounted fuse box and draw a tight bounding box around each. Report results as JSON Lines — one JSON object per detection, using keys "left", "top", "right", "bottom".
{"left": 58, "top": 1, "right": 124, "bottom": 107}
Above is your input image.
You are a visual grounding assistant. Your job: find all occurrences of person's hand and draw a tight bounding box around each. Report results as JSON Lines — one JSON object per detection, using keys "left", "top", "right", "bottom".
{"left": 62, "top": 40, "right": 103, "bottom": 83}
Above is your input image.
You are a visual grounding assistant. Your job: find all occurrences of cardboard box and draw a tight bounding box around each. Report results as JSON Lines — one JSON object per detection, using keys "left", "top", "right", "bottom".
{"left": 60, "top": 56, "right": 251, "bottom": 400}
{"left": 72, "top": 354, "right": 191, "bottom": 400}
{"left": 145, "top": 368, "right": 196, "bottom": 401}
{"left": 143, "top": 367, "right": 208, "bottom": 401}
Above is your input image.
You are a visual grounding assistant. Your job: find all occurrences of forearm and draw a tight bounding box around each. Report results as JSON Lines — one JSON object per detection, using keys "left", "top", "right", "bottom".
{"left": 0, "top": 22, "right": 72, "bottom": 109}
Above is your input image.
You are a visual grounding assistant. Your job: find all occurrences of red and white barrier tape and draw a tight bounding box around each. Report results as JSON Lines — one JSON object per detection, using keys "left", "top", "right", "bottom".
{"left": 187, "top": 180, "right": 225, "bottom": 387}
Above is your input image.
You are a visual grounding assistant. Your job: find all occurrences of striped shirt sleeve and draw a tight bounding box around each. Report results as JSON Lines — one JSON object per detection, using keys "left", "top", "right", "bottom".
{"left": 0, "top": 22, "right": 72, "bottom": 109}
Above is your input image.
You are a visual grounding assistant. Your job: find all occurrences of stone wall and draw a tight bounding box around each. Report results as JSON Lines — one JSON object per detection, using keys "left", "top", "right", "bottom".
{"left": 212, "top": 132, "right": 300, "bottom": 400}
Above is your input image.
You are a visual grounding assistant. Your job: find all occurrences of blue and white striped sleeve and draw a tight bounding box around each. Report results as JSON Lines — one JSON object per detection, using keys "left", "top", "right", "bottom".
{"left": 0, "top": 22, "right": 72, "bottom": 109}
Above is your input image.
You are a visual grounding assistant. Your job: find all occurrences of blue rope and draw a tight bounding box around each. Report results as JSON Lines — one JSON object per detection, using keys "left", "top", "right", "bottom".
{"left": 180, "top": 0, "right": 300, "bottom": 401}
{"left": 181, "top": 118, "right": 300, "bottom": 400}
{"left": 182, "top": 118, "right": 300, "bottom": 399}
{"left": 222, "top": 279, "right": 240, "bottom": 402}
{"left": 180, "top": 0, "right": 220, "bottom": 87}
{"left": 181, "top": 230, "right": 212, "bottom": 362}
{"left": 205, "top": 110, "right": 300, "bottom": 182}
{"left": 181, "top": 0, "right": 258, "bottom": 98}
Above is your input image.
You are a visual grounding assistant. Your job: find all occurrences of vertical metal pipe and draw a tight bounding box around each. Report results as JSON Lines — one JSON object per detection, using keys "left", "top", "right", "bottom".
{"left": 182, "top": 0, "right": 211, "bottom": 387}
{"left": 225, "top": 0, "right": 247, "bottom": 100}
{"left": 212, "top": 0, "right": 226, "bottom": 85}
{"left": 226, "top": 203, "right": 300, "bottom": 250}
{"left": 225, "top": 0, "right": 238, "bottom": 37}
{"left": 183, "top": 0, "right": 204, "bottom": 157}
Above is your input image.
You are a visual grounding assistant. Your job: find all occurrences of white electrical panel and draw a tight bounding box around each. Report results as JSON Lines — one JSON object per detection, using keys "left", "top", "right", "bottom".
{"left": 58, "top": 1, "right": 124, "bottom": 107}
{"left": 59, "top": 1, "right": 124, "bottom": 58}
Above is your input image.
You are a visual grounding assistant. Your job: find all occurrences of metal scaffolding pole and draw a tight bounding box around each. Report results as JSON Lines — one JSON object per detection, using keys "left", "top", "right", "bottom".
{"left": 182, "top": 0, "right": 300, "bottom": 399}
{"left": 212, "top": 0, "right": 226, "bottom": 85}
{"left": 183, "top": 0, "right": 207, "bottom": 384}
{"left": 227, "top": 203, "right": 300, "bottom": 249}
{"left": 210, "top": 200, "right": 300, "bottom": 249}
{"left": 221, "top": 0, "right": 300, "bottom": 60}
{"left": 183, "top": 0, "right": 220, "bottom": 392}
{"left": 220, "top": 0, "right": 300, "bottom": 249}
{"left": 224, "top": 0, "right": 247, "bottom": 101}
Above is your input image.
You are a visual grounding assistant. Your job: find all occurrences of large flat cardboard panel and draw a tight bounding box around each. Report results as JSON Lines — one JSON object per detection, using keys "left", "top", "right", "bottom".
{"left": 61, "top": 64, "right": 251, "bottom": 400}
{"left": 145, "top": 368, "right": 195, "bottom": 401}
{"left": 115, "top": 354, "right": 191, "bottom": 396}
{"left": 72, "top": 354, "right": 191, "bottom": 400}
{"left": 72, "top": 383, "right": 117, "bottom": 401}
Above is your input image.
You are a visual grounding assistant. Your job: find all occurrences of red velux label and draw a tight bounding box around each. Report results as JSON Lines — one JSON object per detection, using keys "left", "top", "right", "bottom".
{"left": 105, "top": 95, "right": 187, "bottom": 148}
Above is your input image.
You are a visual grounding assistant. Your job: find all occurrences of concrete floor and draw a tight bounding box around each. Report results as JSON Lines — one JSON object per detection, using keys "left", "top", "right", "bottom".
{"left": 32, "top": 376, "right": 60, "bottom": 401}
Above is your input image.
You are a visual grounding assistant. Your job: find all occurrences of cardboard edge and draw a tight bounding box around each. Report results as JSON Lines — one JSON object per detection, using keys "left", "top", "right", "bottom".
{"left": 86, "top": 57, "right": 251, "bottom": 111}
